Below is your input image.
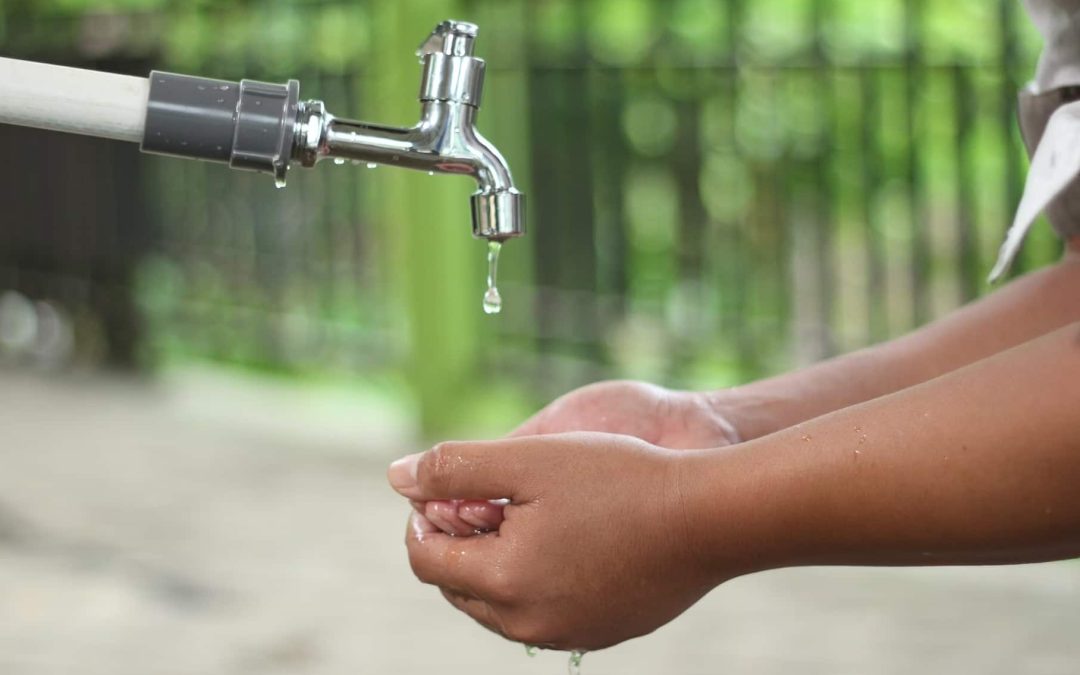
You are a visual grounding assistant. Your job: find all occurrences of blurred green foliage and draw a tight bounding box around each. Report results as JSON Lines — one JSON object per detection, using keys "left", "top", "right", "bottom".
{"left": 0, "top": 0, "right": 1057, "bottom": 436}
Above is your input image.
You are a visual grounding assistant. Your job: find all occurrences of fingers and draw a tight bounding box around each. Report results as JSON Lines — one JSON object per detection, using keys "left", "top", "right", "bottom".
{"left": 407, "top": 509, "right": 441, "bottom": 538}
{"left": 405, "top": 512, "right": 499, "bottom": 594}
{"left": 425, "top": 500, "right": 478, "bottom": 537}
{"left": 458, "top": 500, "right": 506, "bottom": 530}
{"left": 409, "top": 499, "right": 507, "bottom": 537}
{"left": 389, "top": 440, "right": 534, "bottom": 502}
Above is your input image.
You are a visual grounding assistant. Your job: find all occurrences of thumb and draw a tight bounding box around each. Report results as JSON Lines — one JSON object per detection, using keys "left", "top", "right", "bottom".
{"left": 388, "top": 440, "right": 532, "bottom": 502}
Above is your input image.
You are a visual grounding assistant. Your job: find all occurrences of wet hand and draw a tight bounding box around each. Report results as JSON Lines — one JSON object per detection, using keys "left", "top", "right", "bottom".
{"left": 388, "top": 433, "right": 725, "bottom": 651}
{"left": 413, "top": 381, "right": 742, "bottom": 535}
{"left": 511, "top": 381, "right": 740, "bottom": 449}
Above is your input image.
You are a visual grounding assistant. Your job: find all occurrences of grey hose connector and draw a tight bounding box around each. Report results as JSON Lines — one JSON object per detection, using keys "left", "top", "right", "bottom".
{"left": 141, "top": 71, "right": 300, "bottom": 186}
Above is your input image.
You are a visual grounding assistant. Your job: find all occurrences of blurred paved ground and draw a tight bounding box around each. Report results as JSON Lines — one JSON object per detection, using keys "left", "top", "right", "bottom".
{"left": 0, "top": 369, "right": 1078, "bottom": 675}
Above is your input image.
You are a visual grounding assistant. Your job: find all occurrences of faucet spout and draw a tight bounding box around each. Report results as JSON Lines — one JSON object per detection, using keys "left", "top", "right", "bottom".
{"left": 290, "top": 20, "right": 525, "bottom": 241}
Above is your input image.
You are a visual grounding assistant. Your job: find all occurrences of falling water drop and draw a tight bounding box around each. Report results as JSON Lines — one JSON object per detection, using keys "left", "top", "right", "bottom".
{"left": 482, "top": 241, "right": 503, "bottom": 315}
{"left": 524, "top": 645, "right": 539, "bottom": 658}
{"left": 483, "top": 287, "right": 502, "bottom": 315}
{"left": 568, "top": 651, "right": 586, "bottom": 675}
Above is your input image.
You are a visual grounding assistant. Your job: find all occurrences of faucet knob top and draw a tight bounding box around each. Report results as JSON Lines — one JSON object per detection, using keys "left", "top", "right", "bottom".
{"left": 418, "top": 20, "right": 479, "bottom": 58}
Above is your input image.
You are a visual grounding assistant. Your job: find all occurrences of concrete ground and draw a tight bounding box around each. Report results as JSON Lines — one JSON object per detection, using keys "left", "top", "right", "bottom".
{"left": 0, "top": 368, "right": 1077, "bottom": 675}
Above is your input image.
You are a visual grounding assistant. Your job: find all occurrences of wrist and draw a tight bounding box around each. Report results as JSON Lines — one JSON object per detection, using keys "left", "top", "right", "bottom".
{"left": 703, "top": 387, "right": 790, "bottom": 443}
{"left": 672, "top": 441, "right": 813, "bottom": 583}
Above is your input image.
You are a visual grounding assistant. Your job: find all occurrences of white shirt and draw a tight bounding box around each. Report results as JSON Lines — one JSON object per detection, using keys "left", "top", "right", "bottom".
{"left": 990, "top": 1, "right": 1080, "bottom": 280}
{"left": 1025, "top": 0, "right": 1080, "bottom": 91}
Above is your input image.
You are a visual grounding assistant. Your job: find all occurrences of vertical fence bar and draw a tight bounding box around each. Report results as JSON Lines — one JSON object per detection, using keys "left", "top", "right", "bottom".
{"left": 811, "top": 0, "right": 837, "bottom": 358}
{"left": 952, "top": 64, "right": 981, "bottom": 302}
{"left": 723, "top": 0, "right": 753, "bottom": 376}
{"left": 904, "top": 0, "right": 930, "bottom": 326}
{"left": 860, "top": 64, "right": 889, "bottom": 343}
{"left": 997, "top": 0, "right": 1027, "bottom": 276}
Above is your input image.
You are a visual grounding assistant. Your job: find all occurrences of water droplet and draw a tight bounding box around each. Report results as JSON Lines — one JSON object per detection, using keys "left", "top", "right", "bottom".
{"left": 367, "top": 163, "right": 378, "bottom": 169}
{"left": 219, "top": 84, "right": 229, "bottom": 91}
{"left": 334, "top": 158, "right": 346, "bottom": 165}
{"left": 428, "top": 171, "right": 435, "bottom": 177}
{"left": 524, "top": 645, "right": 539, "bottom": 658}
{"left": 254, "top": 100, "right": 261, "bottom": 106}
{"left": 568, "top": 651, "right": 587, "bottom": 675}
{"left": 197, "top": 84, "right": 206, "bottom": 91}
{"left": 483, "top": 287, "right": 502, "bottom": 315}
{"left": 483, "top": 241, "right": 503, "bottom": 315}
{"left": 275, "top": 177, "right": 287, "bottom": 189}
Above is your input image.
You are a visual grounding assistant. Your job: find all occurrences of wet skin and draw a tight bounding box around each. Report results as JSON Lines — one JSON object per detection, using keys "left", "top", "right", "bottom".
{"left": 392, "top": 251, "right": 1080, "bottom": 651}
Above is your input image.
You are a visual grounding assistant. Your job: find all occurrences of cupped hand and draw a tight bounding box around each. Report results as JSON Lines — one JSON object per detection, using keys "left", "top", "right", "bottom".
{"left": 413, "top": 381, "right": 742, "bottom": 536}
{"left": 512, "top": 381, "right": 740, "bottom": 449}
{"left": 388, "top": 433, "right": 733, "bottom": 651}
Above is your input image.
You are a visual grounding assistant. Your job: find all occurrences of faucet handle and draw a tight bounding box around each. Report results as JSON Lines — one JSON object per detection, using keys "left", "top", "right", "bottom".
{"left": 418, "top": 20, "right": 479, "bottom": 58}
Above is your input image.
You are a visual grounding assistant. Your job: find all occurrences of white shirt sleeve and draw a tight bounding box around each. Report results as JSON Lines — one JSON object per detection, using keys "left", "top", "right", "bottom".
{"left": 1024, "top": 0, "right": 1080, "bottom": 92}
{"left": 991, "top": 1, "right": 1080, "bottom": 281}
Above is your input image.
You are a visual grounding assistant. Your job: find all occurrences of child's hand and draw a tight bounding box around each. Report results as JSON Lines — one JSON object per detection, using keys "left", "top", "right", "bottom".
{"left": 390, "top": 433, "right": 735, "bottom": 651}
{"left": 413, "top": 381, "right": 741, "bottom": 536}
{"left": 510, "top": 381, "right": 740, "bottom": 449}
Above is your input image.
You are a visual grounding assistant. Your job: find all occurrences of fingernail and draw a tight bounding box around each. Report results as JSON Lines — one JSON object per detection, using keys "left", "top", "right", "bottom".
{"left": 389, "top": 453, "right": 422, "bottom": 496}
{"left": 410, "top": 512, "right": 439, "bottom": 541}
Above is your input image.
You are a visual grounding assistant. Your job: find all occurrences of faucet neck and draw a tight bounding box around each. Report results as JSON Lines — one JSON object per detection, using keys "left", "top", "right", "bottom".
{"left": 287, "top": 19, "right": 525, "bottom": 241}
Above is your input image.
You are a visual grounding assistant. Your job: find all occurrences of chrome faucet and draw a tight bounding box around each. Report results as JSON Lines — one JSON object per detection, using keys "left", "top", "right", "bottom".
{"left": 1, "top": 21, "right": 523, "bottom": 240}
{"left": 291, "top": 20, "right": 526, "bottom": 241}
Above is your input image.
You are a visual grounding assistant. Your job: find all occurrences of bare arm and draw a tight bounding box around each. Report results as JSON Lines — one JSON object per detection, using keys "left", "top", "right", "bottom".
{"left": 393, "top": 323, "right": 1080, "bottom": 650}
{"left": 714, "top": 244, "right": 1080, "bottom": 441}
{"left": 692, "top": 320, "right": 1080, "bottom": 572}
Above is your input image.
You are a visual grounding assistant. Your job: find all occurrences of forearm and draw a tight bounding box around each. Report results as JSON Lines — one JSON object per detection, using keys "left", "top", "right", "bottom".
{"left": 712, "top": 250, "right": 1080, "bottom": 441}
{"left": 688, "top": 322, "right": 1080, "bottom": 576}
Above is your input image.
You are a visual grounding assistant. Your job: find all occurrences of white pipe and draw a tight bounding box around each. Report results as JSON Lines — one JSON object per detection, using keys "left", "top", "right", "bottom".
{"left": 0, "top": 57, "right": 149, "bottom": 144}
